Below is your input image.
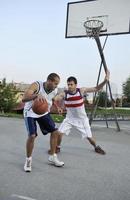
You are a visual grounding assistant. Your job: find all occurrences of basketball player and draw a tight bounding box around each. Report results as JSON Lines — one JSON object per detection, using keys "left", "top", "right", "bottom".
{"left": 49, "top": 70, "right": 110, "bottom": 155}
{"left": 22, "top": 73, "right": 64, "bottom": 172}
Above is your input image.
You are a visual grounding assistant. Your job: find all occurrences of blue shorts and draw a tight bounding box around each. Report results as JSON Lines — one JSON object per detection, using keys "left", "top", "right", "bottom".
{"left": 24, "top": 113, "right": 57, "bottom": 136}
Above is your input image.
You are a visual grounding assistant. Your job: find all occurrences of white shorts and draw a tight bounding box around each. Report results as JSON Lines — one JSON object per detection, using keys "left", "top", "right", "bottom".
{"left": 59, "top": 117, "right": 92, "bottom": 139}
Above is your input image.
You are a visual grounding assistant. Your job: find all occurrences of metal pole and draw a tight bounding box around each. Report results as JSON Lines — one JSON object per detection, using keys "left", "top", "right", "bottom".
{"left": 105, "top": 83, "right": 109, "bottom": 128}
{"left": 89, "top": 36, "right": 108, "bottom": 125}
{"left": 94, "top": 36, "right": 120, "bottom": 131}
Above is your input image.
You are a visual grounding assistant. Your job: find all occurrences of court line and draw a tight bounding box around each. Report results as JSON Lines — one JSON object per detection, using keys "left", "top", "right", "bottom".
{"left": 11, "top": 194, "right": 37, "bottom": 200}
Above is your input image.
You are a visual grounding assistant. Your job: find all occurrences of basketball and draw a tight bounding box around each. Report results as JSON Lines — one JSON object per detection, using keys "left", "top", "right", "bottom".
{"left": 32, "top": 98, "right": 48, "bottom": 115}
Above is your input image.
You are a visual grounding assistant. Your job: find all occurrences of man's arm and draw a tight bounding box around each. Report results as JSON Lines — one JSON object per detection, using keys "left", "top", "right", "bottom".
{"left": 53, "top": 92, "right": 65, "bottom": 114}
{"left": 22, "top": 82, "right": 39, "bottom": 103}
{"left": 81, "top": 69, "right": 110, "bottom": 94}
{"left": 53, "top": 92, "right": 65, "bottom": 102}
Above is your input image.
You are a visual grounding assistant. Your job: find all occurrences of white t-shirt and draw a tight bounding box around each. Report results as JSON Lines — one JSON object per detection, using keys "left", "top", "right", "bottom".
{"left": 23, "top": 81, "right": 58, "bottom": 118}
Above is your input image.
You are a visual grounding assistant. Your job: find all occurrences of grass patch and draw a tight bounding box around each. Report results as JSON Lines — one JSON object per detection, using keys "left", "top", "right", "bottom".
{"left": 0, "top": 112, "right": 23, "bottom": 118}
{"left": 1, "top": 107, "right": 130, "bottom": 122}
{"left": 50, "top": 114, "right": 65, "bottom": 123}
{"left": 90, "top": 108, "right": 130, "bottom": 115}
{"left": 0, "top": 112, "right": 64, "bottom": 122}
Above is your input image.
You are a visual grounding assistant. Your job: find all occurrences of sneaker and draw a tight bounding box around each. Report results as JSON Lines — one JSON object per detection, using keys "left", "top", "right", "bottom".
{"left": 24, "top": 157, "right": 32, "bottom": 172}
{"left": 48, "top": 154, "right": 64, "bottom": 167}
{"left": 48, "top": 146, "right": 61, "bottom": 154}
{"left": 95, "top": 146, "right": 106, "bottom": 155}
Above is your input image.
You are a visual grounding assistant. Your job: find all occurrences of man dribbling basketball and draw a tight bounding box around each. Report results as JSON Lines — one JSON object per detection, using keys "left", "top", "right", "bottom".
{"left": 22, "top": 73, "right": 64, "bottom": 172}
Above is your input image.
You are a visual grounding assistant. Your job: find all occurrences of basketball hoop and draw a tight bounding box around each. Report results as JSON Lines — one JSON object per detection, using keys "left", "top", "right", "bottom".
{"left": 84, "top": 20, "right": 104, "bottom": 38}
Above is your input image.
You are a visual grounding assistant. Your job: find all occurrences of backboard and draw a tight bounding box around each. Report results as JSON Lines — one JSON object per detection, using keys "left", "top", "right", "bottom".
{"left": 65, "top": 0, "right": 130, "bottom": 38}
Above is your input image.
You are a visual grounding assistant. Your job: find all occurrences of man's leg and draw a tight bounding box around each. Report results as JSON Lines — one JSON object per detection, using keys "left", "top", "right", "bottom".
{"left": 26, "top": 135, "right": 36, "bottom": 157}
{"left": 48, "top": 118, "right": 71, "bottom": 154}
{"left": 49, "top": 130, "right": 58, "bottom": 155}
{"left": 77, "top": 117, "right": 106, "bottom": 155}
{"left": 24, "top": 135, "right": 36, "bottom": 172}
{"left": 87, "top": 137, "right": 96, "bottom": 148}
{"left": 56, "top": 133, "right": 63, "bottom": 153}
{"left": 87, "top": 137, "right": 106, "bottom": 155}
{"left": 48, "top": 130, "right": 64, "bottom": 167}
{"left": 57, "top": 132, "right": 63, "bottom": 146}
{"left": 48, "top": 132, "right": 63, "bottom": 154}
{"left": 37, "top": 114, "right": 64, "bottom": 167}
{"left": 24, "top": 117, "right": 37, "bottom": 172}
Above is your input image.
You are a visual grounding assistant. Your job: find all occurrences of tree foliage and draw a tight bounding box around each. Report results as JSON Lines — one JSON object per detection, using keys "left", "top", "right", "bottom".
{"left": 0, "top": 78, "right": 19, "bottom": 112}
{"left": 122, "top": 76, "right": 130, "bottom": 102}
{"left": 96, "top": 91, "right": 111, "bottom": 107}
{"left": 122, "top": 76, "right": 130, "bottom": 107}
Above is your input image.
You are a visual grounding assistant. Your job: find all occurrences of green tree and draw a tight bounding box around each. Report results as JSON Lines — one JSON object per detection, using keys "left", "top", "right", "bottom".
{"left": 115, "top": 98, "right": 121, "bottom": 107}
{"left": 122, "top": 76, "right": 130, "bottom": 103}
{"left": 0, "top": 78, "right": 19, "bottom": 113}
{"left": 96, "top": 91, "right": 110, "bottom": 107}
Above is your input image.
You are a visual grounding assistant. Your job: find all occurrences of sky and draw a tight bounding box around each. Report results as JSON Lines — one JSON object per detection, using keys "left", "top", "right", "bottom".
{"left": 0, "top": 0, "right": 130, "bottom": 96}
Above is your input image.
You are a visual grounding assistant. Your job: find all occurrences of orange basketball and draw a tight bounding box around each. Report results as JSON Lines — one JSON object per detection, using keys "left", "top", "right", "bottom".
{"left": 32, "top": 98, "right": 48, "bottom": 115}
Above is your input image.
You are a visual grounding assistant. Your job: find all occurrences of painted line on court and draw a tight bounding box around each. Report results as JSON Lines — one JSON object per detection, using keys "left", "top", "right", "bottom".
{"left": 11, "top": 194, "right": 37, "bottom": 200}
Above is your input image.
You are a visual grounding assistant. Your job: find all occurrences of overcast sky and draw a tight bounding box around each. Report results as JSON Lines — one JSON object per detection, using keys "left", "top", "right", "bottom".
{"left": 0, "top": 0, "right": 130, "bottom": 95}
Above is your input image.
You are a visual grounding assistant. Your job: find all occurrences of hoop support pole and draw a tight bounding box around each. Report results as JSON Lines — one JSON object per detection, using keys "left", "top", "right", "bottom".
{"left": 89, "top": 36, "right": 108, "bottom": 125}
{"left": 94, "top": 36, "right": 120, "bottom": 131}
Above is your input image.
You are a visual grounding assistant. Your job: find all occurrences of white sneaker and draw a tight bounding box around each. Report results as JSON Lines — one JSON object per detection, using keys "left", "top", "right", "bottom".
{"left": 24, "top": 157, "right": 32, "bottom": 172}
{"left": 48, "top": 154, "right": 64, "bottom": 167}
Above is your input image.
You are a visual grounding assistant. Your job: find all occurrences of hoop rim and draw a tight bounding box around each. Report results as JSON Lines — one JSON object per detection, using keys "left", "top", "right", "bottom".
{"left": 83, "top": 19, "right": 104, "bottom": 38}
{"left": 84, "top": 19, "right": 104, "bottom": 30}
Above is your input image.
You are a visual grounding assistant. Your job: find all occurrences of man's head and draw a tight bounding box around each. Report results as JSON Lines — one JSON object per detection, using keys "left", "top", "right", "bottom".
{"left": 67, "top": 76, "right": 77, "bottom": 93}
{"left": 46, "top": 73, "right": 60, "bottom": 91}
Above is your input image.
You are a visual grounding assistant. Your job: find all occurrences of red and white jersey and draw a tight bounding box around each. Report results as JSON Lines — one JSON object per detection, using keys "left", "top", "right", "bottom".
{"left": 64, "top": 88, "right": 87, "bottom": 119}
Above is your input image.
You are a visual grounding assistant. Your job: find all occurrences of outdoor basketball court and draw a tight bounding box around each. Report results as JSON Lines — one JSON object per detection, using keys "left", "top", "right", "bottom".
{"left": 1, "top": 0, "right": 130, "bottom": 199}
{"left": 0, "top": 117, "right": 130, "bottom": 200}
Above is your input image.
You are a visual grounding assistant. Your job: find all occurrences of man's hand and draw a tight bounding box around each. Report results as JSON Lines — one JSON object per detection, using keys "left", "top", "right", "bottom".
{"left": 57, "top": 107, "right": 63, "bottom": 115}
{"left": 36, "top": 94, "right": 46, "bottom": 102}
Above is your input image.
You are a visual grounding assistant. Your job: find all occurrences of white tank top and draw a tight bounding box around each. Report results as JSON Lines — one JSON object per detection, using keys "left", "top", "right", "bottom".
{"left": 64, "top": 88, "right": 87, "bottom": 119}
{"left": 23, "top": 81, "right": 58, "bottom": 118}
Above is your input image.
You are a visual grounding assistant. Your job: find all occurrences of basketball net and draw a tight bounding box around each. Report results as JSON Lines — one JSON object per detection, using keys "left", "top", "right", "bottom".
{"left": 84, "top": 20, "right": 103, "bottom": 38}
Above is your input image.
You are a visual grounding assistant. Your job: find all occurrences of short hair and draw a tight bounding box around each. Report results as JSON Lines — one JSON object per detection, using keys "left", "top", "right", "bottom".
{"left": 47, "top": 73, "right": 60, "bottom": 81}
{"left": 67, "top": 76, "right": 77, "bottom": 84}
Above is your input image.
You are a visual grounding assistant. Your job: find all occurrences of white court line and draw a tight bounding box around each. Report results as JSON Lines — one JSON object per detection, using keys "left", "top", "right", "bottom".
{"left": 11, "top": 194, "right": 37, "bottom": 200}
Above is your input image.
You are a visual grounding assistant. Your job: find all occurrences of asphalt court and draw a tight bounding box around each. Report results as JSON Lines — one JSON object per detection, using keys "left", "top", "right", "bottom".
{"left": 0, "top": 117, "right": 130, "bottom": 200}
